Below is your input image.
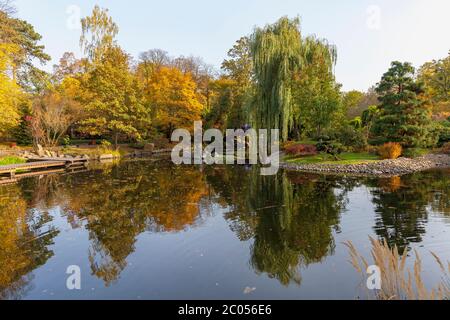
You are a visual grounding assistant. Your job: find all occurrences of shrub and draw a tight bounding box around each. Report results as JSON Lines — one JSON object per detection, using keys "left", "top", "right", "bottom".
{"left": 61, "top": 136, "right": 71, "bottom": 146}
{"left": 378, "top": 142, "right": 402, "bottom": 159}
{"left": 367, "top": 145, "right": 379, "bottom": 155}
{"left": 436, "top": 122, "right": 450, "bottom": 147}
{"left": 402, "top": 148, "right": 428, "bottom": 158}
{"left": 100, "top": 140, "right": 112, "bottom": 148}
{"left": 441, "top": 142, "right": 450, "bottom": 155}
{"left": 316, "top": 138, "right": 345, "bottom": 160}
{"left": 130, "top": 141, "right": 146, "bottom": 150}
{"left": 281, "top": 141, "right": 295, "bottom": 150}
{"left": 152, "top": 136, "right": 171, "bottom": 149}
{"left": 285, "top": 144, "right": 318, "bottom": 157}
{"left": 13, "top": 107, "right": 33, "bottom": 146}
{"left": 337, "top": 127, "right": 368, "bottom": 152}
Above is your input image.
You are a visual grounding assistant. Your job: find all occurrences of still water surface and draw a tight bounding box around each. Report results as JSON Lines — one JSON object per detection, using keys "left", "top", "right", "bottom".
{"left": 0, "top": 160, "right": 449, "bottom": 299}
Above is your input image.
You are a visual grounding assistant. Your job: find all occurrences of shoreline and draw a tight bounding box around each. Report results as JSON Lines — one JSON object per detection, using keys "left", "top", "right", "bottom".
{"left": 280, "top": 154, "right": 450, "bottom": 177}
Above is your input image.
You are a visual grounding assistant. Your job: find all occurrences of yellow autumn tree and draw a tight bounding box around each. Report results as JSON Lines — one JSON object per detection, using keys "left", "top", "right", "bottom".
{"left": 0, "top": 44, "right": 22, "bottom": 139}
{"left": 147, "top": 66, "right": 204, "bottom": 136}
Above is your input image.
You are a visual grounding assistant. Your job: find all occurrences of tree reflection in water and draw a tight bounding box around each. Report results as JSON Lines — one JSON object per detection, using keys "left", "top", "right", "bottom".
{"left": 206, "top": 166, "right": 351, "bottom": 286}
{"left": 51, "top": 161, "right": 210, "bottom": 286}
{"left": 0, "top": 162, "right": 448, "bottom": 295}
{"left": 0, "top": 183, "right": 59, "bottom": 299}
{"left": 369, "top": 169, "right": 450, "bottom": 252}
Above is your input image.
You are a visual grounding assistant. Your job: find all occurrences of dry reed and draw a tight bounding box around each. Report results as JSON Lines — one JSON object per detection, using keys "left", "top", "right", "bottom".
{"left": 345, "top": 237, "right": 450, "bottom": 300}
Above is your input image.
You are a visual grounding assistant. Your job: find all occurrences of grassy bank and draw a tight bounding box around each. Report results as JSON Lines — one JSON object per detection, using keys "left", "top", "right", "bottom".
{"left": 284, "top": 152, "right": 380, "bottom": 165}
{"left": 0, "top": 156, "right": 27, "bottom": 166}
{"left": 62, "top": 146, "right": 123, "bottom": 158}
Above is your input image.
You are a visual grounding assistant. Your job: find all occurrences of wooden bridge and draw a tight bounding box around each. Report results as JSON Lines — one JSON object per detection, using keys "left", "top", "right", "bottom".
{"left": 0, "top": 158, "right": 88, "bottom": 183}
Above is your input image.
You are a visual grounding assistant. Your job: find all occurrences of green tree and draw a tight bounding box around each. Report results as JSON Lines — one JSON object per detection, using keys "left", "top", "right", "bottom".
{"left": 205, "top": 78, "right": 236, "bottom": 130}
{"left": 249, "top": 17, "right": 337, "bottom": 141}
{"left": 80, "top": 46, "right": 149, "bottom": 148}
{"left": 346, "top": 86, "right": 379, "bottom": 119}
{"left": 417, "top": 51, "right": 450, "bottom": 118}
{"left": 80, "top": 5, "right": 118, "bottom": 63}
{"left": 371, "top": 61, "right": 435, "bottom": 147}
{"left": 78, "top": 7, "right": 149, "bottom": 147}
{"left": 361, "top": 105, "right": 380, "bottom": 140}
{"left": 0, "top": 7, "right": 50, "bottom": 90}
{"left": 222, "top": 36, "right": 253, "bottom": 91}
{"left": 220, "top": 36, "right": 254, "bottom": 128}
{"left": 293, "top": 36, "right": 342, "bottom": 138}
{"left": 342, "top": 90, "right": 364, "bottom": 118}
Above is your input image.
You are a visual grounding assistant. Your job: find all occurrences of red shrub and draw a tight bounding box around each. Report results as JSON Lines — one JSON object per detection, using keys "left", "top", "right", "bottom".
{"left": 285, "top": 144, "right": 318, "bottom": 157}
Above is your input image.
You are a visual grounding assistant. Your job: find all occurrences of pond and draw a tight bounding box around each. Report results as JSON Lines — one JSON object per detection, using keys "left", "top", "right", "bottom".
{"left": 0, "top": 160, "right": 449, "bottom": 300}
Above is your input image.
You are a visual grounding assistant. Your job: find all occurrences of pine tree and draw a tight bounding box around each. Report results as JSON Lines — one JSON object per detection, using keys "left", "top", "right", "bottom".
{"left": 371, "top": 61, "right": 435, "bottom": 147}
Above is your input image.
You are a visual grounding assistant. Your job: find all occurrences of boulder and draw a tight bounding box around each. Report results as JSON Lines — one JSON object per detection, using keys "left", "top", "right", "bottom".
{"left": 144, "top": 143, "right": 155, "bottom": 152}
{"left": 99, "top": 154, "right": 114, "bottom": 160}
{"left": 35, "top": 144, "right": 45, "bottom": 157}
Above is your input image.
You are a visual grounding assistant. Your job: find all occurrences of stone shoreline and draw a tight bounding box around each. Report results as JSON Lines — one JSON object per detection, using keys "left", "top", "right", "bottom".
{"left": 280, "top": 154, "right": 450, "bottom": 177}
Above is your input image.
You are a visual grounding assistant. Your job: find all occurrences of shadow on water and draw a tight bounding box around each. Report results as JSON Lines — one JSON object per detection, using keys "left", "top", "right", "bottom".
{"left": 0, "top": 160, "right": 449, "bottom": 298}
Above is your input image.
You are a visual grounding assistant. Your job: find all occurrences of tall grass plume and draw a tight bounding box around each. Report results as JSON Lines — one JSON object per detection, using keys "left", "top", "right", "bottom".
{"left": 345, "top": 237, "right": 450, "bottom": 300}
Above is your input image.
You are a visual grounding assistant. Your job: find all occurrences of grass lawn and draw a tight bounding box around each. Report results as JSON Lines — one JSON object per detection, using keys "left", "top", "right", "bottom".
{"left": 285, "top": 152, "right": 380, "bottom": 165}
{"left": 0, "top": 156, "right": 27, "bottom": 166}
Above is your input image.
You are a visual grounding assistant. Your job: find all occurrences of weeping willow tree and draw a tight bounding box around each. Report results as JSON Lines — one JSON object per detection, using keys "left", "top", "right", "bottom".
{"left": 249, "top": 16, "right": 337, "bottom": 141}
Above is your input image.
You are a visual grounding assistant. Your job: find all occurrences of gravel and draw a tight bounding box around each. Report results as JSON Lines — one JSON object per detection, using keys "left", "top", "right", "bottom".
{"left": 280, "top": 154, "right": 450, "bottom": 177}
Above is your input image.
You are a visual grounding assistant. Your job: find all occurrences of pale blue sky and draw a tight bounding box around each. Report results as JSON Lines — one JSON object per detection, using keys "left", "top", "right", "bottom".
{"left": 14, "top": 0, "right": 450, "bottom": 91}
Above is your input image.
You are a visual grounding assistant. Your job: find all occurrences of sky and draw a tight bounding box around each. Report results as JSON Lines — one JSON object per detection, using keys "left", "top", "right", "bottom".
{"left": 14, "top": 0, "right": 450, "bottom": 91}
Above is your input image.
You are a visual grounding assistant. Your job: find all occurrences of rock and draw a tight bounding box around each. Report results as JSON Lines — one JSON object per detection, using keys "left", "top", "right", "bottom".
{"left": 144, "top": 143, "right": 155, "bottom": 152}
{"left": 35, "top": 144, "right": 45, "bottom": 157}
{"left": 99, "top": 154, "right": 114, "bottom": 160}
{"left": 82, "top": 154, "right": 90, "bottom": 160}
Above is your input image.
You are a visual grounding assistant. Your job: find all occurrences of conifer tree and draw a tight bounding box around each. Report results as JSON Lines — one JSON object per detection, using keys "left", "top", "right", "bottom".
{"left": 371, "top": 61, "right": 435, "bottom": 147}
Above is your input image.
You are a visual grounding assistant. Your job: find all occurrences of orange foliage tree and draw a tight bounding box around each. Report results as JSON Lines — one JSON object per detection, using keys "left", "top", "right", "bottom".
{"left": 146, "top": 66, "right": 204, "bottom": 136}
